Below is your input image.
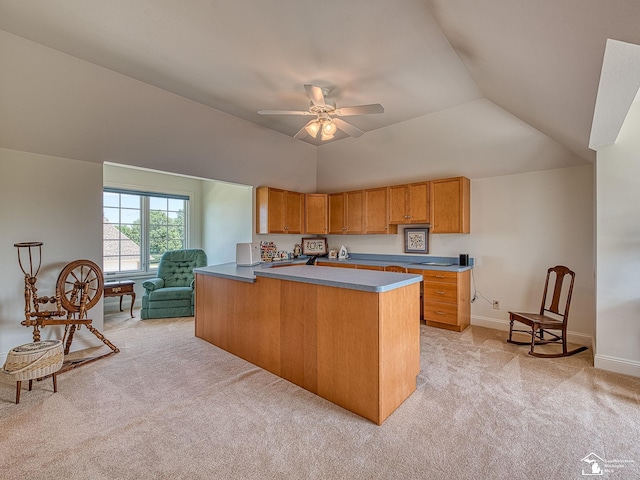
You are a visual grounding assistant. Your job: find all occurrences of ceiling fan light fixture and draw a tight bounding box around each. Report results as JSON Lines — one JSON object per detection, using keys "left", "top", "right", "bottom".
{"left": 322, "top": 119, "right": 337, "bottom": 136}
{"left": 305, "top": 121, "right": 320, "bottom": 138}
{"left": 320, "top": 131, "right": 335, "bottom": 141}
{"left": 258, "top": 84, "right": 383, "bottom": 142}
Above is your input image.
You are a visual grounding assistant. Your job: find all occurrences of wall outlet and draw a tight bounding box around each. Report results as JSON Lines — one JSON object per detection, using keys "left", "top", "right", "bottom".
{"left": 492, "top": 300, "right": 500, "bottom": 310}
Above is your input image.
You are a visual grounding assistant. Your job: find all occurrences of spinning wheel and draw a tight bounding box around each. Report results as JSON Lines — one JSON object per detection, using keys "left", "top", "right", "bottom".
{"left": 57, "top": 259, "right": 104, "bottom": 316}
{"left": 14, "top": 243, "right": 119, "bottom": 372}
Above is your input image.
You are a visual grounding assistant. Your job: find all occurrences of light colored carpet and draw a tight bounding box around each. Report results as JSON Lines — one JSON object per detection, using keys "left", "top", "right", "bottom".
{"left": 1, "top": 314, "right": 638, "bottom": 479}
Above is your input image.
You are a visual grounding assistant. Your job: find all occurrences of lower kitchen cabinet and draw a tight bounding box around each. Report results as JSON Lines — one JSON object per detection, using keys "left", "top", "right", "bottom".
{"left": 409, "top": 268, "right": 470, "bottom": 332}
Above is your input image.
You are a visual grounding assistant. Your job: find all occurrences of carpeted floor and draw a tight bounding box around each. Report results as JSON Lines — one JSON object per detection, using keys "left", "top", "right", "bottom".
{"left": 1, "top": 313, "right": 638, "bottom": 479}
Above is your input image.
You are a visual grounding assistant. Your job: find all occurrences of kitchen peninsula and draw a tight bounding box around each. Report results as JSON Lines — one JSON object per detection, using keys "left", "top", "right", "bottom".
{"left": 194, "top": 263, "right": 423, "bottom": 425}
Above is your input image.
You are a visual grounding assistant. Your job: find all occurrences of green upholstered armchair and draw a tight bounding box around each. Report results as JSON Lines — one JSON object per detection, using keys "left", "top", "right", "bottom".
{"left": 141, "top": 249, "right": 208, "bottom": 319}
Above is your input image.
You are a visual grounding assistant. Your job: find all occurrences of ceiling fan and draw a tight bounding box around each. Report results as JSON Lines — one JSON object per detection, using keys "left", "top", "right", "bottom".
{"left": 258, "top": 84, "right": 384, "bottom": 141}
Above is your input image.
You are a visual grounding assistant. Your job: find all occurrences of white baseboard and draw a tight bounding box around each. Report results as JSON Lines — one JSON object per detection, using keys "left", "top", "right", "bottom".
{"left": 472, "top": 315, "right": 509, "bottom": 332}
{"left": 471, "top": 315, "right": 592, "bottom": 346}
{"left": 594, "top": 354, "right": 640, "bottom": 378}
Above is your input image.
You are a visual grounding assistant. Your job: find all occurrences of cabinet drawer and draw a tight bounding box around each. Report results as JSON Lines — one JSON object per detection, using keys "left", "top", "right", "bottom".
{"left": 422, "top": 270, "right": 457, "bottom": 283}
{"left": 423, "top": 282, "right": 458, "bottom": 303}
{"left": 356, "top": 264, "right": 385, "bottom": 271}
{"left": 423, "top": 301, "right": 458, "bottom": 325}
{"left": 316, "top": 261, "right": 356, "bottom": 269}
{"left": 104, "top": 281, "right": 135, "bottom": 296}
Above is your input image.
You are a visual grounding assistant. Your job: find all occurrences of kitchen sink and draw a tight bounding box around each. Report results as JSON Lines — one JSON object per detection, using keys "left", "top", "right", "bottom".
{"left": 413, "top": 262, "right": 454, "bottom": 266}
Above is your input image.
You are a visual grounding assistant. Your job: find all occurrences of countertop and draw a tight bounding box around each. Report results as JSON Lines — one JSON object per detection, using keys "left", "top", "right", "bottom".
{"left": 315, "top": 255, "right": 473, "bottom": 273}
{"left": 194, "top": 263, "right": 421, "bottom": 292}
{"left": 254, "top": 265, "right": 422, "bottom": 293}
{"left": 194, "top": 253, "right": 473, "bottom": 291}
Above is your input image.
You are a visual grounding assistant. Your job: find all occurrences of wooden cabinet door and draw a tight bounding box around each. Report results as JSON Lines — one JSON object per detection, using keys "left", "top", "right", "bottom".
{"left": 256, "top": 186, "right": 303, "bottom": 234}
{"left": 305, "top": 194, "right": 328, "bottom": 234}
{"left": 328, "top": 191, "right": 363, "bottom": 234}
{"left": 328, "top": 193, "right": 346, "bottom": 234}
{"left": 345, "top": 190, "right": 364, "bottom": 234}
{"left": 365, "top": 187, "right": 396, "bottom": 234}
{"left": 389, "top": 183, "right": 429, "bottom": 225}
{"left": 408, "top": 182, "right": 430, "bottom": 224}
{"left": 255, "top": 186, "right": 287, "bottom": 234}
{"left": 388, "top": 185, "right": 408, "bottom": 224}
{"left": 285, "top": 190, "right": 303, "bottom": 234}
{"left": 430, "top": 177, "right": 470, "bottom": 233}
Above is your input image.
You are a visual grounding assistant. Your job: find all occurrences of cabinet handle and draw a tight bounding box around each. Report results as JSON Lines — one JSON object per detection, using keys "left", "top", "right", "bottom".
{"left": 435, "top": 290, "right": 445, "bottom": 295}
{"left": 112, "top": 287, "right": 122, "bottom": 293}
{"left": 436, "top": 311, "right": 446, "bottom": 315}
{"left": 435, "top": 275, "right": 445, "bottom": 278}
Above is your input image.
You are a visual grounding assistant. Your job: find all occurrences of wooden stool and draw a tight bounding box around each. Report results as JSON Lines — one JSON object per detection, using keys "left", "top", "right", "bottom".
{"left": 2, "top": 340, "right": 64, "bottom": 404}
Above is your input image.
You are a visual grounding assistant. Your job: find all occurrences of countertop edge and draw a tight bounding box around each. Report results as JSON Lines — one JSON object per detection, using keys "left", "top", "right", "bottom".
{"left": 254, "top": 267, "right": 422, "bottom": 293}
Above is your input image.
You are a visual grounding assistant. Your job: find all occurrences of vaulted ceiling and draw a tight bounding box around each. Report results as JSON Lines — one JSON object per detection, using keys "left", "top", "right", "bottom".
{"left": 1, "top": 0, "right": 639, "bottom": 165}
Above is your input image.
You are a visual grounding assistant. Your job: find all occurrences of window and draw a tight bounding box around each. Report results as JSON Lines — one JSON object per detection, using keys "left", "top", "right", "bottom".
{"left": 103, "top": 189, "right": 189, "bottom": 274}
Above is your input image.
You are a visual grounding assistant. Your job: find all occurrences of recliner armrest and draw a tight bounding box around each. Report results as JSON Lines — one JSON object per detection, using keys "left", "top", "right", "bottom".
{"left": 142, "top": 278, "right": 164, "bottom": 292}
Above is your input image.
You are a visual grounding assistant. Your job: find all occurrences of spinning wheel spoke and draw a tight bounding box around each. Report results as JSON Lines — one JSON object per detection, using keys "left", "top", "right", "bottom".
{"left": 69, "top": 270, "right": 81, "bottom": 284}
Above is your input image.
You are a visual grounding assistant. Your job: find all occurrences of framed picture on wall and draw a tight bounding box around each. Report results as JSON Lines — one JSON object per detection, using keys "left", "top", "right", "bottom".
{"left": 404, "top": 228, "right": 429, "bottom": 254}
{"left": 301, "top": 237, "right": 328, "bottom": 256}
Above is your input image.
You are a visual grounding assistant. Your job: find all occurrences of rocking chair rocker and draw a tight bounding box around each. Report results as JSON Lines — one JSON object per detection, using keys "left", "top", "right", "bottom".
{"left": 507, "top": 265, "right": 588, "bottom": 358}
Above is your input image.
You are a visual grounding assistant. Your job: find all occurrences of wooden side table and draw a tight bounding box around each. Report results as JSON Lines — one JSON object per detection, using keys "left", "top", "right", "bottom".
{"left": 104, "top": 280, "right": 136, "bottom": 318}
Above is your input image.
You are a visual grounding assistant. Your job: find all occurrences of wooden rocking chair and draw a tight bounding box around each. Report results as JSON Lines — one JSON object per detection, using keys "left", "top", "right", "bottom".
{"left": 507, "top": 265, "right": 588, "bottom": 358}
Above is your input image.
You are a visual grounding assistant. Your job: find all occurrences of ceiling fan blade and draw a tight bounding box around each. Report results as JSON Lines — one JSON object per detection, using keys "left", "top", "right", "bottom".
{"left": 258, "top": 110, "right": 312, "bottom": 116}
{"left": 334, "top": 104, "right": 384, "bottom": 116}
{"left": 304, "top": 84, "right": 326, "bottom": 107}
{"left": 332, "top": 117, "right": 364, "bottom": 138}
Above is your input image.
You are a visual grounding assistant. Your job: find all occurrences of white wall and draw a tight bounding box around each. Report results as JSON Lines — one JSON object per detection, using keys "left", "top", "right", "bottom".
{"left": 0, "top": 148, "right": 104, "bottom": 357}
{"left": 312, "top": 100, "right": 595, "bottom": 343}
{"left": 202, "top": 180, "right": 253, "bottom": 265}
{"left": 595, "top": 100, "right": 640, "bottom": 376}
{"left": 316, "top": 166, "right": 595, "bottom": 342}
{"left": 0, "top": 30, "right": 318, "bottom": 191}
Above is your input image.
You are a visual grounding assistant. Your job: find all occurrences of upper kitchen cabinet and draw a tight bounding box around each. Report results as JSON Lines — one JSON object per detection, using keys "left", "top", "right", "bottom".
{"left": 305, "top": 193, "right": 328, "bottom": 235}
{"left": 388, "top": 181, "right": 430, "bottom": 224}
{"left": 256, "top": 186, "right": 304, "bottom": 234}
{"left": 429, "top": 176, "right": 470, "bottom": 234}
{"left": 328, "top": 190, "right": 364, "bottom": 234}
{"left": 364, "top": 187, "right": 397, "bottom": 234}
